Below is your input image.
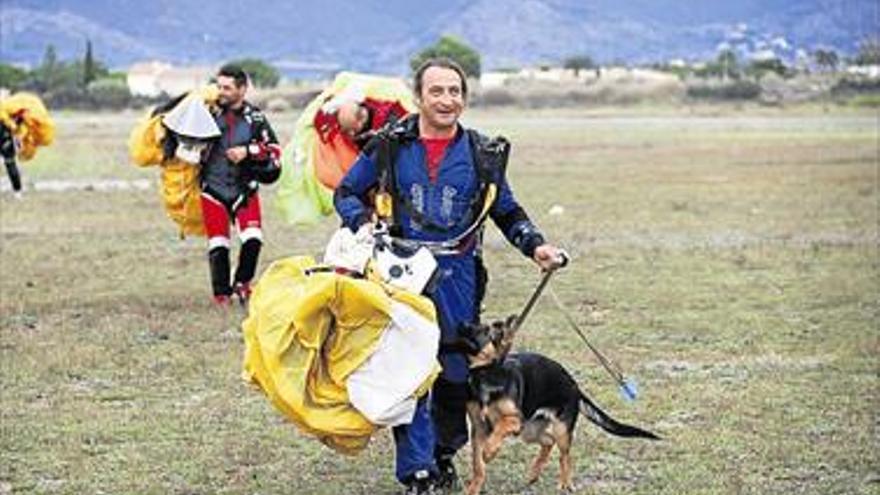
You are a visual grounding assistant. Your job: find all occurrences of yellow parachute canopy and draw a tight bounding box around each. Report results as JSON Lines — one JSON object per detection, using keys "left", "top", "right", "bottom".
{"left": 242, "top": 256, "right": 441, "bottom": 455}
{"left": 275, "top": 72, "right": 415, "bottom": 225}
{"left": 128, "top": 87, "right": 219, "bottom": 237}
{"left": 0, "top": 92, "right": 56, "bottom": 161}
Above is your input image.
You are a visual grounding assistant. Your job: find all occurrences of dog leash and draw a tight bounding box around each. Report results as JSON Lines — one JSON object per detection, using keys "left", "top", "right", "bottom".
{"left": 512, "top": 250, "right": 569, "bottom": 333}
{"left": 546, "top": 286, "right": 639, "bottom": 402}
{"left": 512, "top": 248, "right": 638, "bottom": 402}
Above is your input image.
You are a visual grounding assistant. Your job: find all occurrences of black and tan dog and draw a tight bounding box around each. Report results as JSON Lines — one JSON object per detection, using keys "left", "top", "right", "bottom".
{"left": 459, "top": 316, "right": 659, "bottom": 494}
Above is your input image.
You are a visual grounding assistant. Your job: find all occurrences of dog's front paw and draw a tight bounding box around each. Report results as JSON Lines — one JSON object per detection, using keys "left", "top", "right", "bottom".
{"left": 466, "top": 478, "right": 483, "bottom": 495}
{"left": 557, "top": 480, "right": 576, "bottom": 492}
{"left": 482, "top": 444, "right": 500, "bottom": 462}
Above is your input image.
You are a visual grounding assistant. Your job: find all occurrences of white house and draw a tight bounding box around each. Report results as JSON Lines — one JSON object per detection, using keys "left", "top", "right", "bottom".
{"left": 846, "top": 65, "right": 880, "bottom": 78}
{"left": 127, "top": 61, "right": 215, "bottom": 98}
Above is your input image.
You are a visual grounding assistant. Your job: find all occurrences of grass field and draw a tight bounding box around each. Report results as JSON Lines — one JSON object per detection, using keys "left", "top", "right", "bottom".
{"left": 1, "top": 104, "right": 877, "bottom": 495}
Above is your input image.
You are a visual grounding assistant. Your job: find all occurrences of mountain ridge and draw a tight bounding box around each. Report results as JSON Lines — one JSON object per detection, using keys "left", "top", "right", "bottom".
{"left": 1, "top": 0, "right": 876, "bottom": 73}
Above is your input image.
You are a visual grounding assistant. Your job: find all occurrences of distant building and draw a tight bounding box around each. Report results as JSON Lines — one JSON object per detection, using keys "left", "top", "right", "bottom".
{"left": 480, "top": 66, "right": 596, "bottom": 88}
{"left": 479, "top": 71, "right": 511, "bottom": 88}
{"left": 127, "top": 61, "right": 214, "bottom": 98}
{"left": 846, "top": 65, "right": 880, "bottom": 78}
{"left": 477, "top": 62, "right": 683, "bottom": 90}
{"left": 272, "top": 59, "right": 341, "bottom": 82}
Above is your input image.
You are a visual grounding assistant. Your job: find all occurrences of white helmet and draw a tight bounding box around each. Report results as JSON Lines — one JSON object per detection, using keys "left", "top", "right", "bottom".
{"left": 162, "top": 97, "right": 221, "bottom": 164}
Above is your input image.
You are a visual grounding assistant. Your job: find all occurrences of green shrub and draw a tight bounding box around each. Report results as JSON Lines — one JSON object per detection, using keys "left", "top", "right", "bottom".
{"left": 87, "top": 78, "right": 132, "bottom": 109}
{"left": 831, "top": 77, "right": 880, "bottom": 96}
{"left": 224, "top": 58, "right": 280, "bottom": 88}
{"left": 410, "top": 35, "right": 481, "bottom": 78}
{"left": 847, "top": 94, "right": 880, "bottom": 107}
{"left": 475, "top": 88, "right": 516, "bottom": 106}
{"left": 686, "top": 80, "right": 761, "bottom": 100}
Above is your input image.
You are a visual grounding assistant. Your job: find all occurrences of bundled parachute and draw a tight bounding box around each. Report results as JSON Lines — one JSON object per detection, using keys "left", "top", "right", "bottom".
{"left": 241, "top": 255, "right": 441, "bottom": 454}
{"left": 0, "top": 92, "right": 56, "bottom": 161}
{"left": 128, "top": 87, "right": 220, "bottom": 237}
{"left": 275, "top": 72, "right": 414, "bottom": 225}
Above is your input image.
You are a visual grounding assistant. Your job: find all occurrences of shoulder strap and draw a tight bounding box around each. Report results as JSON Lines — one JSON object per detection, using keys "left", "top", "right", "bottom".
{"left": 378, "top": 121, "right": 510, "bottom": 235}
{"left": 466, "top": 129, "right": 510, "bottom": 186}
{"left": 372, "top": 115, "right": 418, "bottom": 230}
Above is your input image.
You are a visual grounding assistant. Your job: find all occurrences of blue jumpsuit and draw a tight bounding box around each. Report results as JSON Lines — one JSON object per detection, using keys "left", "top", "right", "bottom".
{"left": 334, "top": 117, "right": 544, "bottom": 482}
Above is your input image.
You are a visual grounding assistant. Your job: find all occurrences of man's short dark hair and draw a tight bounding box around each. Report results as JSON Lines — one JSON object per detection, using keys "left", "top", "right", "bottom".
{"left": 413, "top": 58, "right": 468, "bottom": 100}
{"left": 217, "top": 63, "right": 248, "bottom": 87}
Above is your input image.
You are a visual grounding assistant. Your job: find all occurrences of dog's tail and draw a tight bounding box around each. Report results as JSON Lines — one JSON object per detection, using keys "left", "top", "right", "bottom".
{"left": 579, "top": 392, "right": 660, "bottom": 440}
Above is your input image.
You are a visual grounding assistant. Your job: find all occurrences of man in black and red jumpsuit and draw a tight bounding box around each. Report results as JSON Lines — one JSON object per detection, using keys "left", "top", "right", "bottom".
{"left": 1, "top": 112, "right": 24, "bottom": 197}
{"left": 201, "top": 64, "right": 281, "bottom": 306}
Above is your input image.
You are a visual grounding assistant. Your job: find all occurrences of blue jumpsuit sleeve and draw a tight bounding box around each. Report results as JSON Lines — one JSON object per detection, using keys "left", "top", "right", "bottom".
{"left": 488, "top": 171, "right": 546, "bottom": 258}
{"left": 333, "top": 151, "right": 379, "bottom": 232}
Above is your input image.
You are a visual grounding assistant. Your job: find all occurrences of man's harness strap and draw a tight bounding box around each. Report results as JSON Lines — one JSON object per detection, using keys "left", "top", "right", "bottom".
{"left": 371, "top": 115, "right": 509, "bottom": 255}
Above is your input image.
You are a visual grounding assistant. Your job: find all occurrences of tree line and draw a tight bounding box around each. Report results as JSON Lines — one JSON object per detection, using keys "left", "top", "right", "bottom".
{"left": 2, "top": 36, "right": 878, "bottom": 109}
{"left": 0, "top": 42, "right": 283, "bottom": 109}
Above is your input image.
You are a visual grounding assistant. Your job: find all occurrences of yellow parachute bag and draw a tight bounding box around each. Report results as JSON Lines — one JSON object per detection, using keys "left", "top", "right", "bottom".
{"left": 275, "top": 72, "right": 415, "bottom": 225}
{"left": 128, "top": 87, "right": 219, "bottom": 237}
{"left": 128, "top": 114, "right": 166, "bottom": 167}
{"left": 0, "top": 92, "right": 56, "bottom": 161}
{"left": 242, "top": 256, "right": 441, "bottom": 454}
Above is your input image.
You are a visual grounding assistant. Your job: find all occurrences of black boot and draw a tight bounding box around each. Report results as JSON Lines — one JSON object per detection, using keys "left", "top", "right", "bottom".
{"left": 402, "top": 470, "right": 439, "bottom": 495}
{"left": 233, "top": 239, "right": 261, "bottom": 305}
{"left": 233, "top": 239, "right": 261, "bottom": 286}
{"left": 435, "top": 455, "right": 461, "bottom": 492}
{"left": 208, "top": 246, "right": 232, "bottom": 301}
{"left": 4, "top": 158, "right": 22, "bottom": 193}
{"left": 431, "top": 378, "right": 468, "bottom": 493}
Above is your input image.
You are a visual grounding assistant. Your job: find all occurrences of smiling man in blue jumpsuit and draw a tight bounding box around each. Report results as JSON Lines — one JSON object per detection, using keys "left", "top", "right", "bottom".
{"left": 334, "top": 58, "right": 563, "bottom": 494}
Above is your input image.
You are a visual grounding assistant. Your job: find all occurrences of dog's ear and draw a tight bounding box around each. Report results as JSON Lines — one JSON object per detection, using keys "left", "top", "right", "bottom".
{"left": 493, "top": 314, "right": 519, "bottom": 359}
{"left": 463, "top": 321, "right": 505, "bottom": 367}
{"left": 505, "top": 314, "right": 518, "bottom": 330}
{"left": 456, "top": 323, "right": 483, "bottom": 356}
{"left": 459, "top": 321, "right": 476, "bottom": 339}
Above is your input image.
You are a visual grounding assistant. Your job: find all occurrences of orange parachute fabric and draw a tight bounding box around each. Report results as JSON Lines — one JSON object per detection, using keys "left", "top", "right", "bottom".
{"left": 0, "top": 92, "right": 55, "bottom": 161}
{"left": 275, "top": 72, "right": 414, "bottom": 225}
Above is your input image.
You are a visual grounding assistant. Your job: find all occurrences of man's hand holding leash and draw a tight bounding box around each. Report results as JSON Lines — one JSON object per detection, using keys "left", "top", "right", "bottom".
{"left": 532, "top": 243, "right": 567, "bottom": 271}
